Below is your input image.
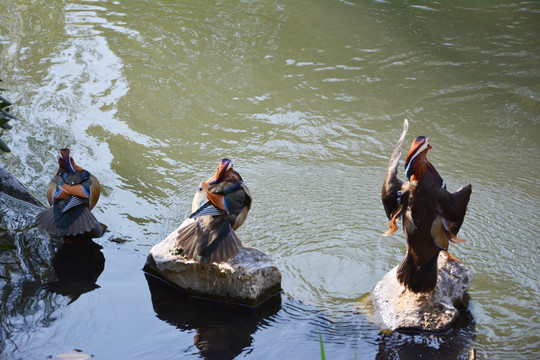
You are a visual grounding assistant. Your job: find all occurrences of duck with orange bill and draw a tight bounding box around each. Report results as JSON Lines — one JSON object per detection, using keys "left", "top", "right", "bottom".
{"left": 174, "top": 158, "right": 252, "bottom": 264}
{"left": 36, "top": 148, "right": 104, "bottom": 239}
{"left": 382, "top": 120, "right": 472, "bottom": 293}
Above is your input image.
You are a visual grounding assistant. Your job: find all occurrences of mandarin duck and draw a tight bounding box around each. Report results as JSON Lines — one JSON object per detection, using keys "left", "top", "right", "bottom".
{"left": 36, "top": 148, "right": 104, "bottom": 238}
{"left": 382, "top": 120, "right": 471, "bottom": 293}
{"left": 174, "top": 158, "right": 252, "bottom": 264}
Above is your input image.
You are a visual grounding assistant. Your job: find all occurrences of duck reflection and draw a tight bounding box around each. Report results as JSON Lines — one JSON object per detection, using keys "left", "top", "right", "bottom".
{"left": 43, "top": 237, "right": 105, "bottom": 304}
{"left": 145, "top": 274, "right": 281, "bottom": 360}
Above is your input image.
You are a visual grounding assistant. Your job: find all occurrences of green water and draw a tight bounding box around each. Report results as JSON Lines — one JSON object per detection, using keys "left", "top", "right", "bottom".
{"left": 1, "top": 1, "right": 539, "bottom": 359}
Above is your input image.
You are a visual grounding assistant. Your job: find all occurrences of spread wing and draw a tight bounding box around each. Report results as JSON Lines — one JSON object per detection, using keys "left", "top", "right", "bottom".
{"left": 382, "top": 119, "right": 409, "bottom": 219}
{"left": 439, "top": 184, "right": 472, "bottom": 235}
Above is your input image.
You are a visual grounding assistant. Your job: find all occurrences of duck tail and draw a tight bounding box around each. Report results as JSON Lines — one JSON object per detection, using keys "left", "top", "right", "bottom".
{"left": 36, "top": 206, "right": 58, "bottom": 235}
{"left": 175, "top": 217, "right": 241, "bottom": 264}
{"left": 396, "top": 252, "right": 439, "bottom": 293}
{"left": 36, "top": 205, "right": 104, "bottom": 238}
{"left": 199, "top": 228, "right": 241, "bottom": 264}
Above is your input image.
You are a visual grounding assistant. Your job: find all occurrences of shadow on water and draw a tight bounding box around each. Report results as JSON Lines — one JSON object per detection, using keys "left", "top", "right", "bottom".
{"left": 0, "top": 192, "right": 54, "bottom": 355}
{"left": 0, "top": 174, "right": 106, "bottom": 355}
{"left": 375, "top": 310, "right": 476, "bottom": 360}
{"left": 43, "top": 238, "right": 105, "bottom": 304}
{"left": 145, "top": 274, "right": 282, "bottom": 360}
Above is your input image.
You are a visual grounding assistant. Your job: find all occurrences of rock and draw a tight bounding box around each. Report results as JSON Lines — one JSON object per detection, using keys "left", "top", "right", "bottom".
{"left": 0, "top": 192, "right": 44, "bottom": 231}
{"left": 0, "top": 166, "right": 43, "bottom": 207}
{"left": 0, "top": 165, "right": 44, "bottom": 230}
{"left": 371, "top": 252, "right": 472, "bottom": 333}
{"left": 144, "top": 220, "right": 282, "bottom": 306}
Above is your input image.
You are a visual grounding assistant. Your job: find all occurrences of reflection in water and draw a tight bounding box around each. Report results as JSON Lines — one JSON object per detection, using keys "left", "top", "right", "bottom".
{"left": 0, "top": 194, "right": 56, "bottom": 356}
{"left": 375, "top": 310, "right": 476, "bottom": 360}
{"left": 145, "top": 274, "right": 281, "bottom": 360}
{"left": 43, "top": 238, "right": 105, "bottom": 304}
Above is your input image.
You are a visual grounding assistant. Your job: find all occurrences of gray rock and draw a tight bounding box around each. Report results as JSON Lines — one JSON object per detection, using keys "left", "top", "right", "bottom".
{"left": 371, "top": 252, "right": 472, "bottom": 333}
{"left": 144, "top": 220, "right": 282, "bottom": 306}
{"left": 0, "top": 165, "right": 44, "bottom": 231}
{"left": 0, "top": 193, "right": 44, "bottom": 231}
{"left": 0, "top": 166, "right": 43, "bottom": 207}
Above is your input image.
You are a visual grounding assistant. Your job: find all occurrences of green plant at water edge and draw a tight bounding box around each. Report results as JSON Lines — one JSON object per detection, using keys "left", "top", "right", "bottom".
{"left": 0, "top": 78, "right": 17, "bottom": 153}
{"left": 319, "top": 333, "right": 326, "bottom": 360}
{"left": 319, "top": 333, "right": 358, "bottom": 360}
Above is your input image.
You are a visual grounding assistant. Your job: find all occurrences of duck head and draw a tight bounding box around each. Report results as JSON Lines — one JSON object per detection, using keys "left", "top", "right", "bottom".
{"left": 209, "top": 158, "right": 238, "bottom": 184}
{"left": 404, "top": 136, "right": 432, "bottom": 180}
{"left": 58, "top": 148, "right": 77, "bottom": 174}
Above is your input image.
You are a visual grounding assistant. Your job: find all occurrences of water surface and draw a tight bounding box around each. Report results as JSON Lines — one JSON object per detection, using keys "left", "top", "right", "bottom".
{"left": 0, "top": 1, "right": 539, "bottom": 359}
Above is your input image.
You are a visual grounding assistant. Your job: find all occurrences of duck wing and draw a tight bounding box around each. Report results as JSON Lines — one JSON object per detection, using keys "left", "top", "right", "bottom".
{"left": 439, "top": 184, "right": 472, "bottom": 235}
{"left": 207, "top": 181, "right": 252, "bottom": 215}
{"left": 189, "top": 201, "right": 227, "bottom": 218}
{"left": 86, "top": 174, "right": 100, "bottom": 210}
{"left": 224, "top": 183, "right": 252, "bottom": 230}
{"left": 382, "top": 119, "right": 409, "bottom": 219}
{"left": 191, "top": 186, "right": 207, "bottom": 213}
{"left": 63, "top": 170, "right": 100, "bottom": 210}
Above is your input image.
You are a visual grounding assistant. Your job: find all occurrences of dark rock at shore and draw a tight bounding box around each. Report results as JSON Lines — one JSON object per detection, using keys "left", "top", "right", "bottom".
{"left": 0, "top": 166, "right": 43, "bottom": 207}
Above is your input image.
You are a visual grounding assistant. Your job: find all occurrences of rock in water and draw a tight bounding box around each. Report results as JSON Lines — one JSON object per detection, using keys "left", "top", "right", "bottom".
{"left": 144, "top": 220, "right": 282, "bottom": 306}
{"left": 371, "top": 253, "right": 472, "bottom": 333}
{"left": 0, "top": 166, "right": 43, "bottom": 207}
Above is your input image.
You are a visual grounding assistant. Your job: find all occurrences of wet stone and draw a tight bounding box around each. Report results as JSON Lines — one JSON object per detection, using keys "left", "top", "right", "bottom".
{"left": 0, "top": 166, "right": 43, "bottom": 207}
{"left": 144, "top": 221, "right": 282, "bottom": 306}
{"left": 371, "top": 253, "right": 472, "bottom": 333}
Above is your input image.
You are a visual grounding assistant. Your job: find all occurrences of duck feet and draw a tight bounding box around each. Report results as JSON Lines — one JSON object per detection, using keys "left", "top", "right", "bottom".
{"left": 444, "top": 250, "right": 462, "bottom": 264}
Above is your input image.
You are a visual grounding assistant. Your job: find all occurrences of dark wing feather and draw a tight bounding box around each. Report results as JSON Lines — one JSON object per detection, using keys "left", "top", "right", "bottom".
{"left": 439, "top": 184, "right": 472, "bottom": 235}
{"left": 175, "top": 216, "right": 241, "bottom": 264}
{"left": 36, "top": 206, "right": 57, "bottom": 235}
{"left": 36, "top": 204, "right": 103, "bottom": 237}
{"left": 207, "top": 181, "right": 242, "bottom": 195}
{"left": 189, "top": 202, "right": 227, "bottom": 218}
{"left": 223, "top": 184, "right": 252, "bottom": 216}
{"left": 382, "top": 119, "right": 409, "bottom": 219}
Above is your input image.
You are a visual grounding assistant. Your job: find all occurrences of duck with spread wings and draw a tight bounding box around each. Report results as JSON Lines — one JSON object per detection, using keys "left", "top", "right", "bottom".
{"left": 36, "top": 148, "right": 104, "bottom": 239}
{"left": 382, "top": 120, "right": 472, "bottom": 293}
{"left": 174, "top": 158, "right": 252, "bottom": 264}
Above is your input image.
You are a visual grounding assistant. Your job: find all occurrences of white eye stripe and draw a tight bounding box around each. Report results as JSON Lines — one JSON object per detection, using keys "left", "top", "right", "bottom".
{"left": 405, "top": 141, "right": 429, "bottom": 176}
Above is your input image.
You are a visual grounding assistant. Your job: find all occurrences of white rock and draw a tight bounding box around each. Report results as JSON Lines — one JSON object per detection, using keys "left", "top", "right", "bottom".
{"left": 144, "top": 221, "right": 282, "bottom": 306}
{"left": 371, "top": 252, "right": 472, "bottom": 332}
